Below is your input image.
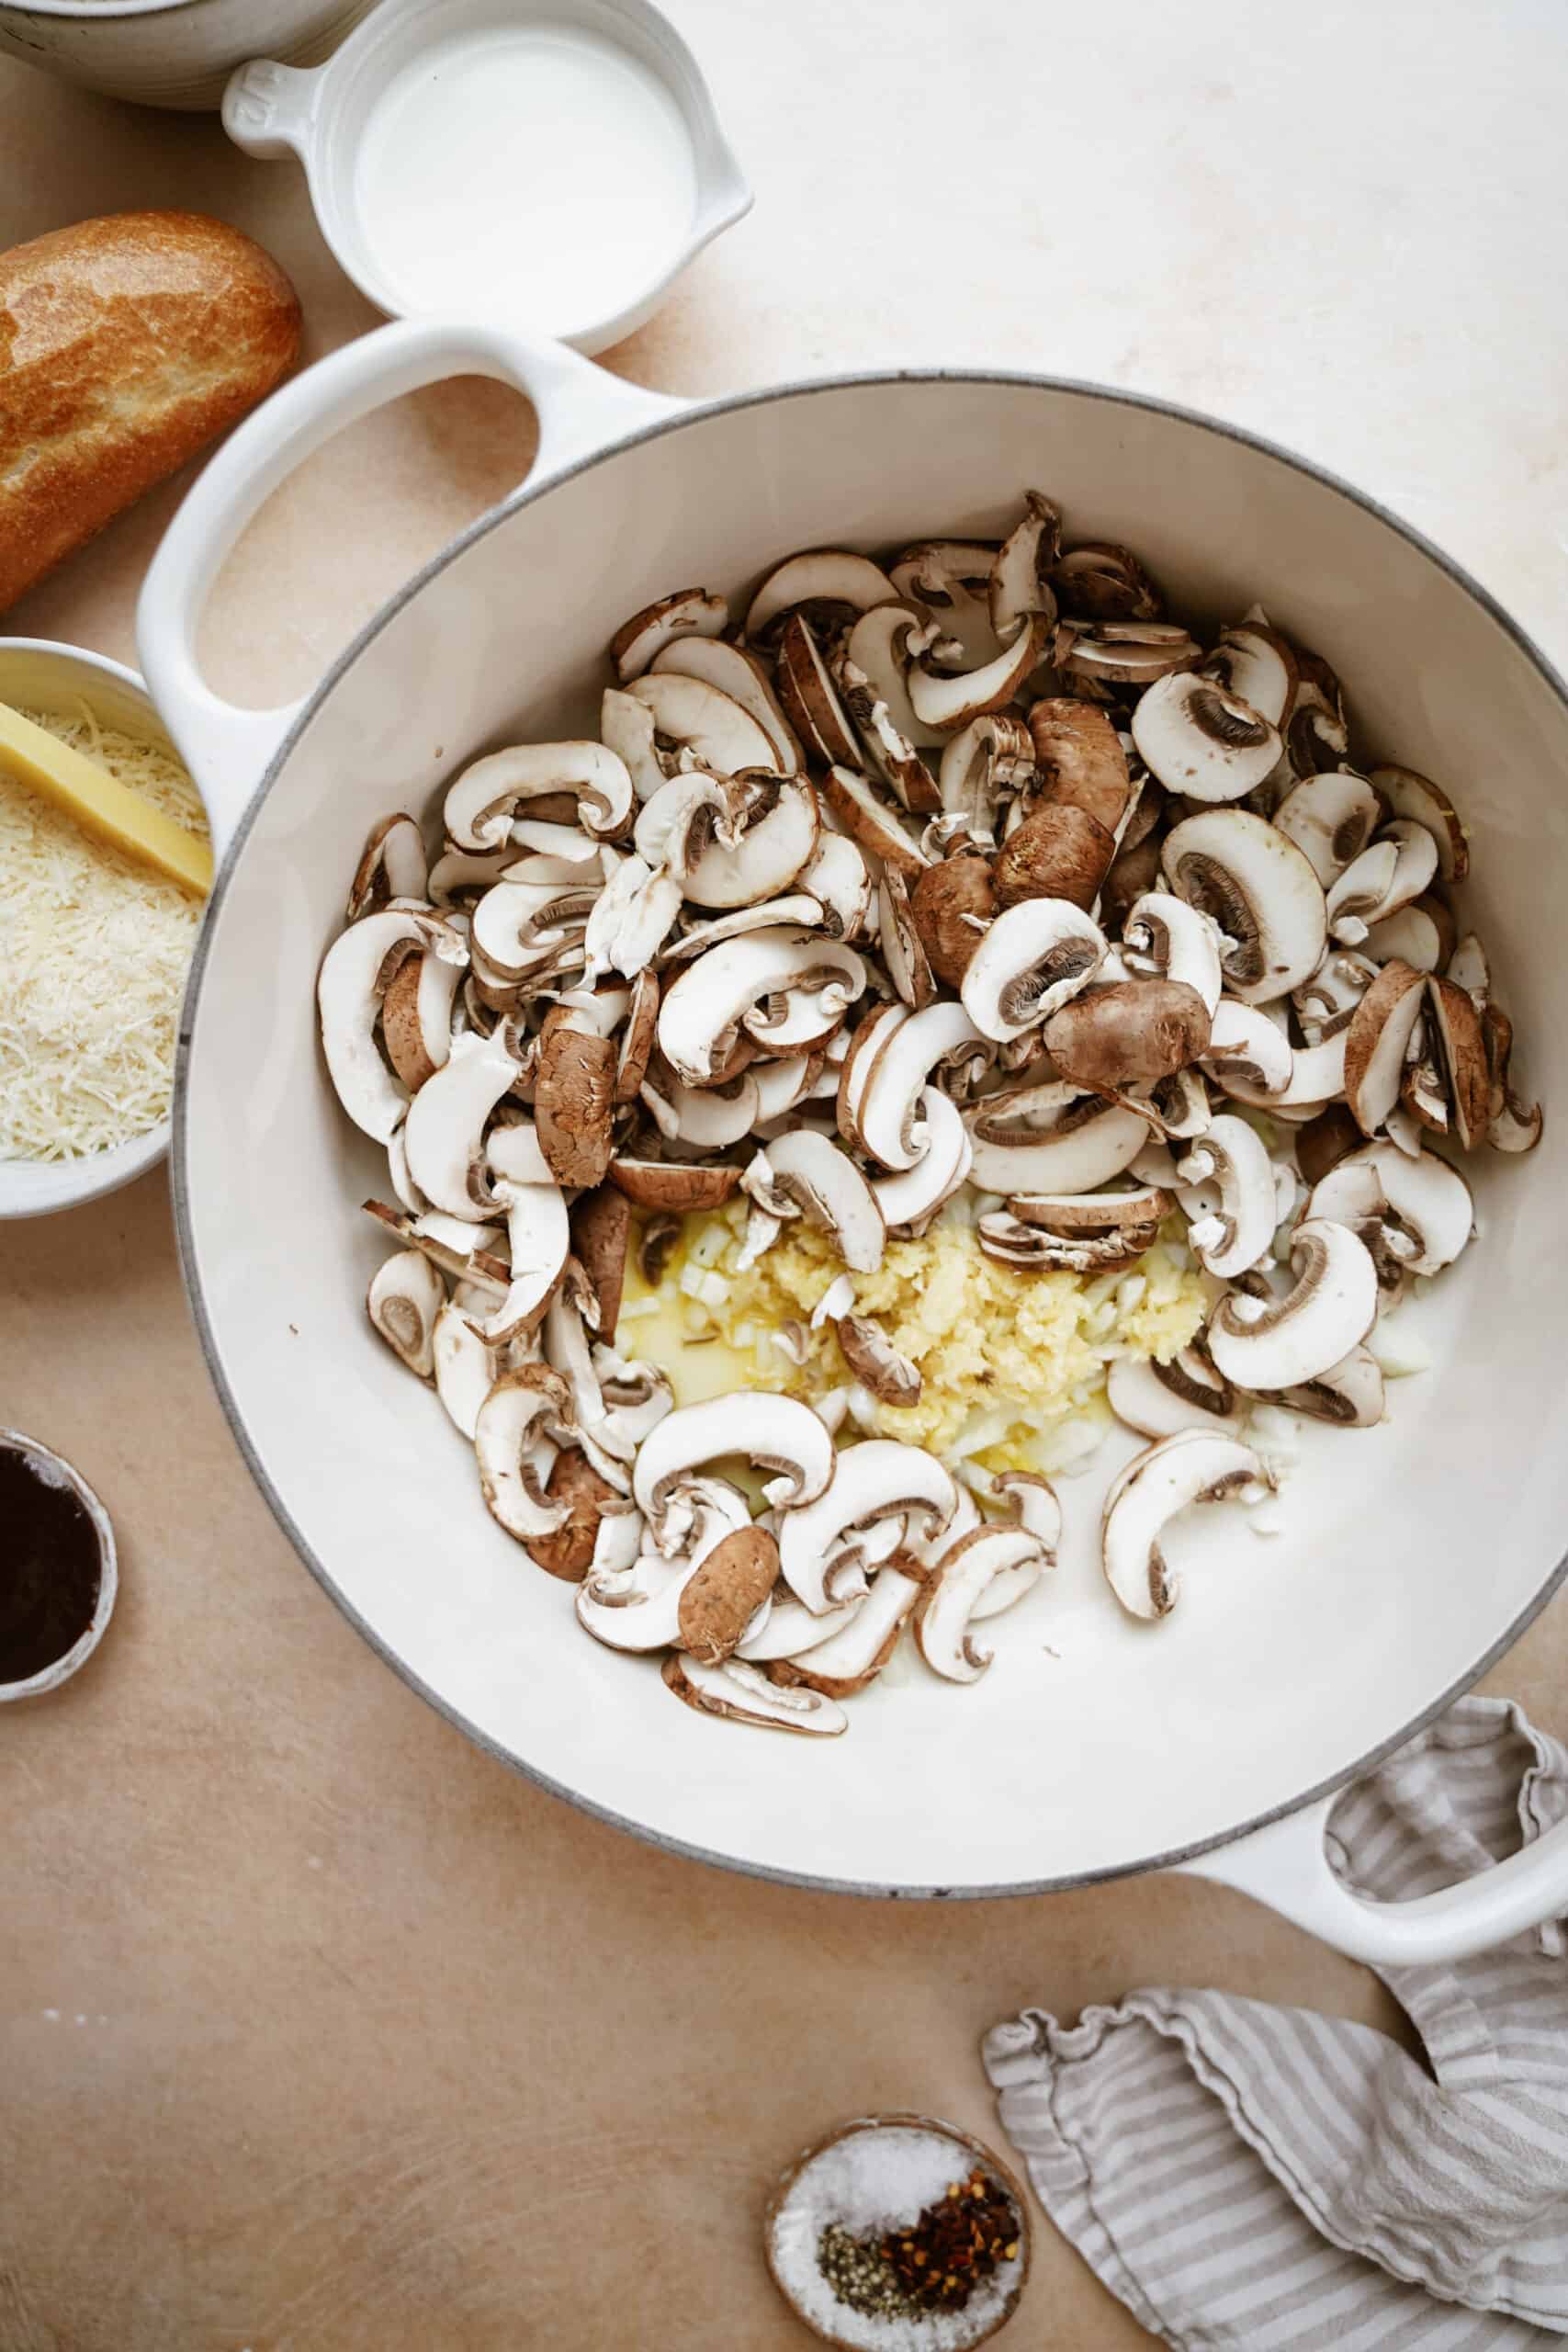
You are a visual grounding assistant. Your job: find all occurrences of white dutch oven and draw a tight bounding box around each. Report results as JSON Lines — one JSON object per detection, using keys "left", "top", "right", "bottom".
{"left": 137, "top": 322, "right": 1568, "bottom": 1963}
{"left": 0, "top": 0, "right": 372, "bottom": 110}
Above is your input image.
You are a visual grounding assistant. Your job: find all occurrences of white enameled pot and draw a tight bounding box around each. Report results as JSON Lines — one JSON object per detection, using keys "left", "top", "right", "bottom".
{"left": 137, "top": 322, "right": 1568, "bottom": 1962}
{"left": 0, "top": 0, "right": 372, "bottom": 110}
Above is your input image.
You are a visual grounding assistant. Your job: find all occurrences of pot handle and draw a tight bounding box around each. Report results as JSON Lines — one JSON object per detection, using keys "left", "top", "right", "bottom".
{"left": 136, "top": 321, "right": 686, "bottom": 860}
{"left": 1178, "top": 1792, "right": 1568, "bottom": 1964}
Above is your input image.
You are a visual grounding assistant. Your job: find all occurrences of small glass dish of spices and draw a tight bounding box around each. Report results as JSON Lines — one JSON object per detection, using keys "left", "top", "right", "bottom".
{"left": 0, "top": 1430, "right": 117, "bottom": 1701}
{"left": 765, "top": 2113, "right": 1030, "bottom": 2348}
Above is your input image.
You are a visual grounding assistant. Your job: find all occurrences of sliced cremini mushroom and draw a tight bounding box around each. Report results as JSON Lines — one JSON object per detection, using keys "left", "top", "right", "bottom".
{"left": 1106, "top": 1346, "right": 1242, "bottom": 1440}
{"left": 978, "top": 1182, "right": 1167, "bottom": 1272}
{"left": 743, "top": 548, "right": 897, "bottom": 646}
{"left": 907, "top": 618, "right": 1045, "bottom": 734}
{"left": 1425, "top": 974, "right": 1491, "bottom": 1150}
{"left": 682, "top": 773, "right": 821, "bottom": 911}
{"left": 1342, "top": 958, "right": 1427, "bottom": 1136}
{"left": 1162, "top": 808, "right": 1327, "bottom": 1004}
{"left": 777, "top": 1438, "right": 956, "bottom": 1614}
{"left": 363, "top": 1200, "right": 510, "bottom": 1294}
{"left": 474, "top": 1364, "right": 573, "bottom": 1544}
{"left": 607, "top": 1154, "right": 739, "bottom": 1212}
{"left": 649, "top": 637, "right": 803, "bottom": 775}
{"left": 609, "top": 586, "right": 727, "bottom": 684}
{"left": 428, "top": 842, "right": 517, "bottom": 905}
{"left": 400, "top": 1029, "right": 524, "bottom": 1217}
{"left": 633, "top": 1393, "right": 835, "bottom": 1534}
{"left": 1307, "top": 1139, "right": 1474, "bottom": 1278}
{"left": 642, "top": 1066, "right": 760, "bottom": 1152}
{"left": 1206, "top": 1217, "right": 1379, "bottom": 1390}
{"left": 989, "top": 491, "right": 1062, "bottom": 644}
{"left": 877, "top": 873, "right": 938, "bottom": 1009}
{"left": 1100, "top": 1430, "right": 1268, "bottom": 1620}
{"left": 661, "top": 1652, "right": 848, "bottom": 1736}
{"left": 795, "top": 831, "right": 874, "bottom": 941}
{"left": 570, "top": 1183, "right": 631, "bottom": 1345}
{"left": 347, "top": 812, "right": 428, "bottom": 921}
{"left": 1371, "top": 764, "right": 1469, "bottom": 882}
{"left": 431, "top": 1296, "right": 497, "bottom": 1438}
{"left": 993, "top": 804, "right": 1116, "bottom": 910}
{"left": 773, "top": 613, "right": 863, "bottom": 768}
{"left": 532, "top": 1003, "right": 616, "bottom": 1187}
{"left": 613, "top": 968, "right": 660, "bottom": 1102}
{"left": 914, "top": 1523, "right": 1051, "bottom": 1680}
{"left": 1173, "top": 1113, "right": 1276, "bottom": 1278}
{"left": 1325, "top": 820, "right": 1438, "bottom": 944}
{"left": 318, "top": 905, "right": 467, "bottom": 1141}
{"left": 676, "top": 1523, "right": 783, "bottom": 1666}
{"left": 938, "top": 711, "right": 1035, "bottom": 842}
{"left": 888, "top": 537, "right": 998, "bottom": 664}
{"left": 1044, "top": 978, "right": 1211, "bottom": 1093}
{"left": 600, "top": 684, "right": 672, "bottom": 802}
{"left": 818, "top": 763, "right": 929, "bottom": 881}
{"left": 1479, "top": 1001, "right": 1543, "bottom": 1155}
{"left": 658, "top": 926, "right": 866, "bottom": 1086}
{"left": 771, "top": 1559, "right": 923, "bottom": 1696}
{"left": 624, "top": 670, "right": 783, "bottom": 778}
{"left": 1292, "top": 946, "right": 1379, "bottom": 1043}
{"left": 844, "top": 599, "right": 950, "bottom": 749}
{"left": 1363, "top": 895, "right": 1456, "bottom": 974}
{"left": 1198, "top": 996, "right": 1294, "bottom": 1102}
{"left": 1280, "top": 642, "right": 1349, "bottom": 778}
{"left": 1119, "top": 891, "right": 1224, "bottom": 1017}
{"left": 379, "top": 929, "right": 466, "bottom": 1093}
{"left": 469, "top": 875, "right": 598, "bottom": 981}
{"left": 1059, "top": 617, "right": 1201, "bottom": 692}
{"left": 1272, "top": 769, "right": 1383, "bottom": 886}
{"left": 871, "top": 1087, "right": 973, "bottom": 1231}
{"left": 1051, "top": 539, "right": 1163, "bottom": 621}
{"left": 476, "top": 1176, "right": 572, "bottom": 1348}
{"left": 579, "top": 854, "right": 682, "bottom": 982}
{"left": 960, "top": 898, "right": 1106, "bottom": 1044}
{"left": 964, "top": 1080, "right": 1148, "bottom": 1193}
{"left": 850, "top": 999, "right": 985, "bottom": 1174}
{"left": 836, "top": 1315, "right": 921, "bottom": 1407}
{"left": 752, "top": 1130, "right": 886, "bottom": 1271}
{"left": 367, "top": 1249, "right": 444, "bottom": 1378}
{"left": 576, "top": 1480, "right": 750, "bottom": 1648}
{"left": 1255, "top": 1344, "right": 1386, "bottom": 1428}
{"left": 909, "top": 854, "right": 996, "bottom": 987}
{"left": 528, "top": 1449, "right": 629, "bottom": 1580}
{"left": 1026, "top": 697, "right": 1133, "bottom": 836}
{"left": 446, "top": 741, "right": 633, "bottom": 847}
{"left": 1201, "top": 617, "right": 1299, "bottom": 727}
{"left": 1130, "top": 670, "right": 1281, "bottom": 801}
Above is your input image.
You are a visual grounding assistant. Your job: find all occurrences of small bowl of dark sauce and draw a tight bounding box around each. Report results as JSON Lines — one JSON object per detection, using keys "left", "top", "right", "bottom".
{"left": 1, "top": 1430, "right": 117, "bottom": 1701}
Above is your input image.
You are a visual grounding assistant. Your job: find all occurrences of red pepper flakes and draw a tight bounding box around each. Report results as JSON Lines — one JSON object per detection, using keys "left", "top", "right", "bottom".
{"left": 881, "top": 2167, "right": 1021, "bottom": 2312}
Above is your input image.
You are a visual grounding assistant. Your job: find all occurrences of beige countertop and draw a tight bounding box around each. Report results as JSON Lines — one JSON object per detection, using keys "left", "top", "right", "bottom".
{"left": 3, "top": 6, "right": 1567, "bottom": 2346}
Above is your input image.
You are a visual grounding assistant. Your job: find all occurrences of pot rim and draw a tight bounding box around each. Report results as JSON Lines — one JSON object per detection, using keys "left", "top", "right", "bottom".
{"left": 171, "top": 362, "right": 1568, "bottom": 1899}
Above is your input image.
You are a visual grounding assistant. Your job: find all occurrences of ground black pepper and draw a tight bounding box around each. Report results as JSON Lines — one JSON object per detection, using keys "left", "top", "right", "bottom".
{"left": 817, "top": 2167, "right": 1021, "bottom": 2322}
{"left": 0, "top": 1447, "right": 102, "bottom": 1683}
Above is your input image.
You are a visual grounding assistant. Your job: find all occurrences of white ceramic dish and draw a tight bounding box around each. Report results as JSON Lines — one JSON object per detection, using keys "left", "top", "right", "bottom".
{"left": 0, "top": 1429, "right": 118, "bottom": 1701}
{"left": 0, "top": 0, "right": 371, "bottom": 109}
{"left": 137, "top": 321, "right": 1568, "bottom": 1962}
{"left": 0, "top": 638, "right": 186, "bottom": 1220}
{"left": 223, "top": 0, "right": 750, "bottom": 355}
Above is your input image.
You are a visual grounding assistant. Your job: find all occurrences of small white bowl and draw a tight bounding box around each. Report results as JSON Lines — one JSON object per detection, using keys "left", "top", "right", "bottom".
{"left": 0, "top": 1430, "right": 118, "bottom": 1702}
{"left": 222, "top": 0, "right": 752, "bottom": 356}
{"left": 0, "top": 639, "right": 186, "bottom": 1222}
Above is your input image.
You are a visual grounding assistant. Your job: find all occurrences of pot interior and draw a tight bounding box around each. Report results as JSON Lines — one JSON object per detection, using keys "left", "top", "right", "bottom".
{"left": 177, "top": 376, "right": 1568, "bottom": 1892}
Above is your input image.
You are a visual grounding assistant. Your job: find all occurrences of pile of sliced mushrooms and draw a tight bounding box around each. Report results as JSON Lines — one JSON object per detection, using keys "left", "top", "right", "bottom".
{"left": 319, "top": 492, "right": 1542, "bottom": 1737}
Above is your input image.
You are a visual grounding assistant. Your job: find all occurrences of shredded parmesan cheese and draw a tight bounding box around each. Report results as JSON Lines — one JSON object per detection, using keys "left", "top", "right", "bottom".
{"left": 0, "top": 704, "right": 208, "bottom": 1162}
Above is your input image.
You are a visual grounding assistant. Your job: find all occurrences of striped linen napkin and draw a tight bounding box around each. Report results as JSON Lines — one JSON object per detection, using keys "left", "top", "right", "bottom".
{"left": 983, "top": 1698, "right": 1568, "bottom": 2346}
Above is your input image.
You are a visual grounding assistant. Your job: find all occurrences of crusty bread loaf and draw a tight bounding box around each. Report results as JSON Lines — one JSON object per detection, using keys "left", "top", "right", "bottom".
{"left": 0, "top": 209, "right": 301, "bottom": 614}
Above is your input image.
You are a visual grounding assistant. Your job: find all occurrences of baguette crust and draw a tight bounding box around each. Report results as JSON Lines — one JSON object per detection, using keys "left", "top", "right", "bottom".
{"left": 0, "top": 209, "right": 301, "bottom": 612}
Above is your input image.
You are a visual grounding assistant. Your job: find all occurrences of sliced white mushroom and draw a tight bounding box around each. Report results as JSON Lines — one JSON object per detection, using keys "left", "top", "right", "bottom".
{"left": 1060, "top": 617, "right": 1201, "bottom": 693}
{"left": 1120, "top": 892, "right": 1224, "bottom": 1016}
{"left": 600, "top": 685, "right": 671, "bottom": 802}
{"left": 1325, "top": 820, "right": 1438, "bottom": 942}
{"left": 1162, "top": 808, "right": 1327, "bottom": 1005}
{"left": 400, "top": 1030, "right": 522, "bottom": 1218}
{"left": 959, "top": 898, "right": 1106, "bottom": 1043}
{"left": 649, "top": 634, "right": 803, "bottom": 772}
{"left": 662, "top": 1653, "right": 847, "bottom": 1736}
{"left": 367, "top": 1249, "right": 444, "bottom": 1378}
{"left": 778, "top": 1439, "right": 956, "bottom": 1614}
{"left": 1292, "top": 948, "right": 1380, "bottom": 1042}
{"left": 474, "top": 1365, "right": 573, "bottom": 1543}
{"left": 1198, "top": 997, "right": 1294, "bottom": 1102}
{"left": 1100, "top": 1430, "right": 1268, "bottom": 1619}
{"left": 735, "top": 1589, "right": 866, "bottom": 1662}
{"left": 989, "top": 491, "right": 1061, "bottom": 645}
{"left": 633, "top": 1394, "right": 834, "bottom": 1534}
{"left": 1272, "top": 769, "right": 1383, "bottom": 886}
{"left": 889, "top": 537, "right": 1000, "bottom": 664}
{"left": 1201, "top": 618, "right": 1298, "bottom": 727}
{"left": 1257, "top": 1343, "right": 1386, "bottom": 1428}
{"left": 1130, "top": 671, "right": 1280, "bottom": 802}
{"left": 609, "top": 586, "right": 727, "bottom": 684}
{"left": 1310, "top": 1140, "right": 1474, "bottom": 1277}
{"left": 446, "top": 742, "right": 632, "bottom": 847}
{"left": 432, "top": 1297, "right": 497, "bottom": 1438}
{"left": 914, "top": 1524, "right": 1050, "bottom": 1680}
{"left": 840, "top": 599, "right": 947, "bottom": 767}
{"left": 1107, "top": 1347, "right": 1243, "bottom": 1440}
{"left": 818, "top": 763, "right": 930, "bottom": 881}
{"left": 1362, "top": 896, "right": 1455, "bottom": 974}
{"left": 472, "top": 1177, "right": 572, "bottom": 1345}
{"left": 659, "top": 926, "right": 866, "bottom": 1087}
{"left": 624, "top": 671, "right": 782, "bottom": 777}
{"left": 796, "top": 831, "right": 874, "bottom": 941}
{"left": 871, "top": 1087, "right": 972, "bottom": 1230}
{"left": 1206, "top": 1218, "right": 1380, "bottom": 1389}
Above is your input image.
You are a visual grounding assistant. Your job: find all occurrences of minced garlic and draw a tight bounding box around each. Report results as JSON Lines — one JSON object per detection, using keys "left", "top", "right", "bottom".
{"left": 622, "top": 1201, "right": 1208, "bottom": 1477}
{"left": 0, "top": 705, "right": 208, "bottom": 1162}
